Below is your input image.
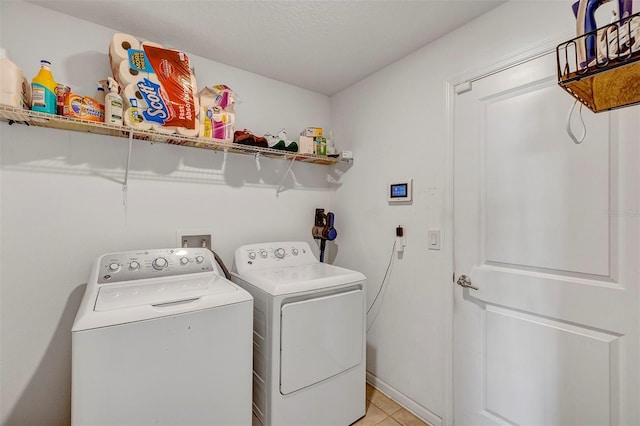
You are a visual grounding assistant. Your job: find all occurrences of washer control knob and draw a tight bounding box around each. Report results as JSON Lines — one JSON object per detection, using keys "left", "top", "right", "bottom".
{"left": 248, "top": 252, "right": 257, "bottom": 260}
{"left": 274, "top": 248, "right": 285, "bottom": 259}
{"left": 180, "top": 257, "right": 189, "bottom": 265}
{"left": 195, "top": 255, "right": 204, "bottom": 264}
{"left": 152, "top": 257, "right": 168, "bottom": 270}
{"left": 108, "top": 262, "right": 120, "bottom": 272}
{"left": 292, "top": 248, "right": 299, "bottom": 256}
{"left": 260, "top": 250, "right": 268, "bottom": 258}
{"left": 128, "top": 261, "right": 140, "bottom": 271}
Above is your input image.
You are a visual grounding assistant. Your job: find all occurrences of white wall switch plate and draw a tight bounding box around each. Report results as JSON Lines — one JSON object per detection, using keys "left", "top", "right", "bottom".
{"left": 428, "top": 229, "right": 441, "bottom": 250}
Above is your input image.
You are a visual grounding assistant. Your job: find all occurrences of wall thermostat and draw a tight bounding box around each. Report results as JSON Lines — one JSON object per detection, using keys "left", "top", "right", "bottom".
{"left": 388, "top": 179, "right": 413, "bottom": 203}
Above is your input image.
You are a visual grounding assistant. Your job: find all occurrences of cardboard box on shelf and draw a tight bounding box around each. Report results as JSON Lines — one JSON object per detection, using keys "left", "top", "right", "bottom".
{"left": 63, "top": 94, "right": 104, "bottom": 122}
{"left": 303, "top": 127, "right": 323, "bottom": 137}
{"left": 299, "top": 135, "right": 315, "bottom": 154}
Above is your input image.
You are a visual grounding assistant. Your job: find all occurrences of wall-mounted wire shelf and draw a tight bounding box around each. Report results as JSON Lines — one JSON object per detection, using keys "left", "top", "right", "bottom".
{"left": 0, "top": 105, "right": 349, "bottom": 165}
{"left": 556, "top": 11, "right": 640, "bottom": 113}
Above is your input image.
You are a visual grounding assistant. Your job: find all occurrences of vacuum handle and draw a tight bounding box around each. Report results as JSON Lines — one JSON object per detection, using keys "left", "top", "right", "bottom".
{"left": 324, "top": 212, "right": 337, "bottom": 241}
{"left": 315, "top": 208, "right": 326, "bottom": 226}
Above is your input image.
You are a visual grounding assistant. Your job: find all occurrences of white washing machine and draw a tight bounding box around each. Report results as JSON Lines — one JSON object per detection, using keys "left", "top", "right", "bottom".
{"left": 231, "top": 241, "right": 367, "bottom": 426}
{"left": 72, "top": 248, "right": 253, "bottom": 426}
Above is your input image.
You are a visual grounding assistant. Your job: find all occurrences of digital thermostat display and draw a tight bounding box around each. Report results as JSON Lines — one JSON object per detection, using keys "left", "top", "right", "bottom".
{"left": 391, "top": 184, "right": 408, "bottom": 198}
{"left": 388, "top": 180, "right": 413, "bottom": 203}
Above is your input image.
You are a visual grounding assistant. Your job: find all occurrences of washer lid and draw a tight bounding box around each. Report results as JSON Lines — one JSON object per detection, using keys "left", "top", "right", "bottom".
{"left": 73, "top": 274, "right": 252, "bottom": 331}
{"left": 95, "top": 274, "right": 237, "bottom": 311}
{"left": 232, "top": 263, "right": 366, "bottom": 295}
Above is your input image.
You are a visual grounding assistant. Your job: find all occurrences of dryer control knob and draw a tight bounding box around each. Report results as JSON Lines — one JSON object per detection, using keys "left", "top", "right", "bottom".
{"left": 260, "top": 250, "right": 268, "bottom": 258}
{"left": 108, "top": 262, "right": 120, "bottom": 272}
{"left": 128, "top": 261, "right": 140, "bottom": 271}
{"left": 152, "top": 257, "right": 168, "bottom": 270}
{"left": 275, "top": 248, "right": 285, "bottom": 259}
{"left": 248, "top": 252, "right": 257, "bottom": 260}
{"left": 292, "top": 248, "right": 299, "bottom": 256}
{"left": 195, "top": 255, "right": 204, "bottom": 264}
{"left": 180, "top": 257, "right": 189, "bottom": 265}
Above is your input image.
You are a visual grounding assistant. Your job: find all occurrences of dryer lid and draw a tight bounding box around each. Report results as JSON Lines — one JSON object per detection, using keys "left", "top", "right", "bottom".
{"left": 232, "top": 263, "right": 365, "bottom": 295}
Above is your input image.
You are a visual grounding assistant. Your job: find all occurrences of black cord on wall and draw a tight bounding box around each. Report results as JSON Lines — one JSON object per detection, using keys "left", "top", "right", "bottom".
{"left": 209, "top": 248, "right": 231, "bottom": 280}
{"left": 366, "top": 239, "right": 397, "bottom": 333}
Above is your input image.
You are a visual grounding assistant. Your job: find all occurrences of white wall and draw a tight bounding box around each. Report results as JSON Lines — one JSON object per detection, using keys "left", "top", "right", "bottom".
{"left": 330, "top": 1, "right": 576, "bottom": 423}
{"left": 0, "top": 2, "right": 336, "bottom": 425}
{"left": 3, "top": 1, "right": 625, "bottom": 425}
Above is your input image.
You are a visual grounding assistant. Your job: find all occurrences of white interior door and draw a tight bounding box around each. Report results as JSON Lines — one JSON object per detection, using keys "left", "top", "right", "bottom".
{"left": 453, "top": 51, "right": 639, "bottom": 425}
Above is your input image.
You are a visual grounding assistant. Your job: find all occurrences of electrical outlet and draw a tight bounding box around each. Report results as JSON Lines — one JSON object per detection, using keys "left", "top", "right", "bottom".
{"left": 176, "top": 229, "right": 213, "bottom": 250}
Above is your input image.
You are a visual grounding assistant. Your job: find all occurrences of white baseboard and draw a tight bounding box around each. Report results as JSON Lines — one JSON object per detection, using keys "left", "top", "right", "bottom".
{"left": 366, "top": 371, "right": 443, "bottom": 426}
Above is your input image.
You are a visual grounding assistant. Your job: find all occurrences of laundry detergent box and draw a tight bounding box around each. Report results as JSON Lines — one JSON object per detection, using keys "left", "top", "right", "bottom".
{"left": 117, "top": 44, "right": 197, "bottom": 130}
{"left": 63, "top": 94, "right": 104, "bottom": 122}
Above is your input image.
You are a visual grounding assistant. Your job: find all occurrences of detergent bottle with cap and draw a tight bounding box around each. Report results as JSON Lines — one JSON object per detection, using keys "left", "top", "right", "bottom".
{"left": 31, "top": 59, "right": 57, "bottom": 114}
{"left": 104, "top": 77, "right": 123, "bottom": 125}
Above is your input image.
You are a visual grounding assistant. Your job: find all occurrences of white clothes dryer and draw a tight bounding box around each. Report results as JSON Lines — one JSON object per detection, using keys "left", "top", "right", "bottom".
{"left": 72, "top": 248, "right": 253, "bottom": 426}
{"left": 231, "top": 241, "right": 367, "bottom": 426}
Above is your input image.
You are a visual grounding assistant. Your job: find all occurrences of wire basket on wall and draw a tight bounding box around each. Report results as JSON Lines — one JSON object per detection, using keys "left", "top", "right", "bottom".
{"left": 556, "top": 11, "right": 640, "bottom": 112}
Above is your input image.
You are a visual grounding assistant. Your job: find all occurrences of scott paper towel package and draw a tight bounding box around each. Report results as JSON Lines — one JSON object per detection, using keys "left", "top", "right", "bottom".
{"left": 108, "top": 33, "right": 197, "bottom": 133}
{"left": 152, "top": 123, "right": 177, "bottom": 135}
{"left": 122, "top": 84, "right": 148, "bottom": 109}
{"left": 124, "top": 107, "right": 152, "bottom": 131}
{"left": 109, "top": 33, "right": 140, "bottom": 76}
{"left": 176, "top": 95, "right": 199, "bottom": 137}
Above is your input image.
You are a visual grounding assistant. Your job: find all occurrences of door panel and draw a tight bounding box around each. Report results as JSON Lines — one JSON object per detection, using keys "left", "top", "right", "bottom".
{"left": 280, "top": 289, "right": 363, "bottom": 395}
{"left": 484, "top": 84, "right": 611, "bottom": 275}
{"left": 453, "top": 51, "right": 638, "bottom": 425}
{"left": 486, "top": 305, "right": 617, "bottom": 426}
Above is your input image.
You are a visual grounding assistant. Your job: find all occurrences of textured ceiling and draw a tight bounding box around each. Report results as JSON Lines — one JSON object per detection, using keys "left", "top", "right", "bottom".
{"left": 27, "top": 0, "right": 504, "bottom": 95}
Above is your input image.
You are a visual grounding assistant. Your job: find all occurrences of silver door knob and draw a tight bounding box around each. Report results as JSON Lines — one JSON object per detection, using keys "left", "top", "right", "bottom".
{"left": 456, "top": 274, "right": 478, "bottom": 290}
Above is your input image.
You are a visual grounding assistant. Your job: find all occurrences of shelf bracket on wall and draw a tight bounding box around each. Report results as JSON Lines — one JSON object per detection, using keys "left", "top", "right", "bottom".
{"left": 275, "top": 156, "right": 297, "bottom": 197}
{"left": 122, "top": 130, "right": 134, "bottom": 218}
{"left": 255, "top": 152, "right": 261, "bottom": 171}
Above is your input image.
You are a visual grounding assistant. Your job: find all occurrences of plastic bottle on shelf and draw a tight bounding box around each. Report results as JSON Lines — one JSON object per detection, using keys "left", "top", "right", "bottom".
{"left": 31, "top": 59, "right": 57, "bottom": 114}
{"left": 95, "top": 80, "right": 106, "bottom": 107}
{"left": 0, "top": 48, "right": 31, "bottom": 109}
{"left": 104, "top": 77, "right": 123, "bottom": 125}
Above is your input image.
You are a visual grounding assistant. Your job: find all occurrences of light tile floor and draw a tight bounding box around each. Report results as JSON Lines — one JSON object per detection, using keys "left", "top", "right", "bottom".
{"left": 352, "top": 384, "right": 430, "bottom": 426}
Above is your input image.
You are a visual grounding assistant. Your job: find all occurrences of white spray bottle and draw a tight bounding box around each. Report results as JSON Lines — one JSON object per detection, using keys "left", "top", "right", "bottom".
{"left": 105, "top": 77, "right": 123, "bottom": 125}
